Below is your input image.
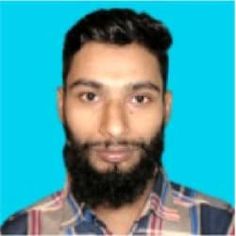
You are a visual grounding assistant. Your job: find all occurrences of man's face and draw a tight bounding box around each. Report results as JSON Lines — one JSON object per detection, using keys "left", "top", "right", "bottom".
{"left": 59, "top": 42, "right": 171, "bottom": 175}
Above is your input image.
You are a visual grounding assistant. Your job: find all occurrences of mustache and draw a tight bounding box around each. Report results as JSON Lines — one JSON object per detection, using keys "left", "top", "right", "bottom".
{"left": 63, "top": 123, "right": 164, "bottom": 159}
{"left": 69, "top": 140, "right": 149, "bottom": 152}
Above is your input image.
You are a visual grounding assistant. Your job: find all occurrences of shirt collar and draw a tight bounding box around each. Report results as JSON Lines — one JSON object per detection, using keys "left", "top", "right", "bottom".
{"left": 139, "top": 169, "right": 180, "bottom": 221}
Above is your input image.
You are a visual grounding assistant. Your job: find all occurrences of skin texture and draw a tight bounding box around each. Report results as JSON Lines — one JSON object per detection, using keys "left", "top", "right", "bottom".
{"left": 58, "top": 42, "right": 172, "bottom": 233}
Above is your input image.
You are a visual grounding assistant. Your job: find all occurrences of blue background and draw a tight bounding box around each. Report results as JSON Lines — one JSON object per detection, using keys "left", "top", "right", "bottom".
{"left": 1, "top": 1, "right": 234, "bottom": 224}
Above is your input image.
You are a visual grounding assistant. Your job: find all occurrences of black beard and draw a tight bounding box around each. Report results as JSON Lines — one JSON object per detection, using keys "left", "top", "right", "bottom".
{"left": 63, "top": 125, "right": 164, "bottom": 209}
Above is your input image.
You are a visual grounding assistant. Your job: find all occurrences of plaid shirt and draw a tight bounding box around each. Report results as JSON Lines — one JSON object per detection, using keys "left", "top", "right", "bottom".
{"left": 1, "top": 170, "right": 234, "bottom": 235}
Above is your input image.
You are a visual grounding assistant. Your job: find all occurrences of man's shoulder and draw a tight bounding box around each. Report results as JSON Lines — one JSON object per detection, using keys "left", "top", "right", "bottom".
{"left": 169, "top": 181, "right": 235, "bottom": 234}
{"left": 1, "top": 210, "right": 28, "bottom": 235}
{"left": 170, "top": 181, "right": 233, "bottom": 209}
{"left": 1, "top": 191, "right": 64, "bottom": 235}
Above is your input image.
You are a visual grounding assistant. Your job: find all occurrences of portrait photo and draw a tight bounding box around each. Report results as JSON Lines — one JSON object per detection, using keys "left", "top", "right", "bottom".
{"left": 1, "top": 1, "right": 234, "bottom": 234}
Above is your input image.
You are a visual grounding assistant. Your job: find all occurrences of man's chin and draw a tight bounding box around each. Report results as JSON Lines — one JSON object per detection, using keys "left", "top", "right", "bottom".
{"left": 88, "top": 160, "right": 141, "bottom": 175}
{"left": 67, "top": 148, "right": 156, "bottom": 208}
{"left": 88, "top": 162, "right": 132, "bottom": 175}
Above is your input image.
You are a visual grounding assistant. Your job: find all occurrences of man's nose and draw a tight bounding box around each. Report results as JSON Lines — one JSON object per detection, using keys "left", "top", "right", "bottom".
{"left": 99, "top": 100, "right": 128, "bottom": 139}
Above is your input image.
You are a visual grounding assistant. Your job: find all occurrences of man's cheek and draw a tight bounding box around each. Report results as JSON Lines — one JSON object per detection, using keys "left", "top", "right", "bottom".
{"left": 130, "top": 111, "right": 163, "bottom": 134}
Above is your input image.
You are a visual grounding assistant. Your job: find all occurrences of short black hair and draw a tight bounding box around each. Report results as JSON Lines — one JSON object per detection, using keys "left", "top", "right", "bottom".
{"left": 63, "top": 8, "right": 172, "bottom": 91}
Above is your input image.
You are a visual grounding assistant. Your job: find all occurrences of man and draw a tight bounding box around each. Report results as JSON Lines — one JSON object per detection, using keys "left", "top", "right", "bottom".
{"left": 1, "top": 8, "right": 234, "bottom": 235}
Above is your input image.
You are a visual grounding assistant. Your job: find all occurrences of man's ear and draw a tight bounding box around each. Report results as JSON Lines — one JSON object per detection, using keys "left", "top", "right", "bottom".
{"left": 57, "top": 87, "right": 65, "bottom": 123}
{"left": 164, "top": 91, "right": 172, "bottom": 123}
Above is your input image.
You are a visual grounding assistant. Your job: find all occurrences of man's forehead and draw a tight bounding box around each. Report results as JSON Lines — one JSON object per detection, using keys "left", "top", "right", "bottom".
{"left": 67, "top": 42, "right": 163, "bottom": 89}
{"left": 70, "top": 42, "right": 160, "bottom": 67}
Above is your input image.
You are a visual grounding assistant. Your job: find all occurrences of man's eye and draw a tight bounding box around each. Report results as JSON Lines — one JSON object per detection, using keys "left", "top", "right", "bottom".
{"left": 131, "top": 95, "right": 150, "bottom": 104}
{"left": 80, "top": 92, "right": 98, "bottom": 102}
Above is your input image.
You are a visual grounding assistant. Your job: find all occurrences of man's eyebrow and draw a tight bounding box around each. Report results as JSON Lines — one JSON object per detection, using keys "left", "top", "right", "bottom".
{"left": 68, "top": 79, "right": 102, "bottom": 90}
{"left": 131, "top": 82, "right": 161, "bottom": 93}
{"left": 68, "top": 79, "right": 161, "bottom": 93}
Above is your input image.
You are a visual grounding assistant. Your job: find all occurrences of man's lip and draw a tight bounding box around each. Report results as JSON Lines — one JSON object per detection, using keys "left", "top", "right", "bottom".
{"left": 93, "top": 148, "right": 132, "bottom": 163}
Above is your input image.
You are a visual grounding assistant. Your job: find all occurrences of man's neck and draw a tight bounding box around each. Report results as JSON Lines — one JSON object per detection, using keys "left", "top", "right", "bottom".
{"left": 92, "top": 178, "right": 155, "bottom": 235}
